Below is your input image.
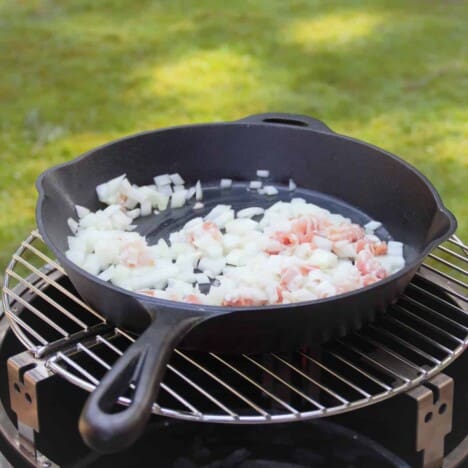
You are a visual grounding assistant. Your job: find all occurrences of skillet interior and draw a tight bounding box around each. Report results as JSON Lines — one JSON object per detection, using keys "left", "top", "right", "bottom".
{"left": 36, "top": 121, "right": 456, "bottom": 349}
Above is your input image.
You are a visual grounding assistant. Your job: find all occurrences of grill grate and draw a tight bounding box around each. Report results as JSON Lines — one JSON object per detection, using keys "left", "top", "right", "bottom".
{"left": 2, "top": 231, "right": 467, "bottom": 423}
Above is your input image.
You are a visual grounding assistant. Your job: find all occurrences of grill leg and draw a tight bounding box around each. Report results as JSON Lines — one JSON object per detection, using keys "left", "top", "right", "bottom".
{"left": 406, "top": 374, "right": 454, "bottom": 468}
{"left": 7, "top": 350, "right": 55, "bottom": 467}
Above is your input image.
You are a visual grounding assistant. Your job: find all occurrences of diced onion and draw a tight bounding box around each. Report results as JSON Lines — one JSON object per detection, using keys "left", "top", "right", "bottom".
{"left": 364, "top": 220, "right": 382, "bottom": 232}
{"left": 67, "top": 217, "right": 79, "bottom": 234}
{"left": 388, "top": 241, "right": 403, "bottom": 257}
{"left": 127, "top": 208, "right": 141, "bottom": 219}
{"left": 154, "top": 191, "right": 169, "bottom": 211}
{"left": 263, "top": 185, "right": 279, "bottom": 196}
{"left": 220, "top": 178, "right": 232, "bottom": 188}
{"left": 195, "top": 180, "right": 203, "bottom": 200}
{"left": 66, "top": 249, "right": 85, "bottom": 266}
{"left": 171, "top": 190, "right": 187, "bottom": 208}
{"left": 314, "top": 236, "right": 333, "bottom": 251}
{"left": 225, "top": 218, "right": 258, "bottom": 234}
{"left": 212, "top": 210, "right": 234, "bottom": 228}
{"left": 66, "top": 171, "right": 405, "bottom": 307}
{"left": 198, "top": 257, "right": 226, "bottom": 276}
{"left": 184, "top": 217, "right": 203, "bottom": 230}
{"left": 170, "top": 173, "right": 185, "bottom": 185}
{"left": 158, "top": 185, "right": 173, "bottom": 196}
{"left": 154, "top": 174, "right": 172, "bottom": 187}
{"left": 76, "top": 205, "right": 90, "bottom": 218}
{"left": 140, "top": 200, "right": 152, "bottom": 216}
{"left": 98, "top": 266, "right": 115, "bottom": 281}
{"left": 186, "top": 187, "right": 196, "bottom": 200}
{"left": 249, "top": 180, "right": 262, "bottom": 189}
{"left": 205, "top": 204, "right": 231, "bottom": 221}
{"left": 237, "top": 207, "right": 265, "bottom": 218}
{"left": 195, "top": 273, "right": 210, "bottom": 284}
{"left": 96, "top": 174, "right": 126, "bottom": 204}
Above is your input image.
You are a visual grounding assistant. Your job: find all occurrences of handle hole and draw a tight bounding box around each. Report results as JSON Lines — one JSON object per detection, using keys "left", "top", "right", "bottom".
{"left": 262, "top": 118, "right": 308, "bottom": 127}
{"left": 424, "top": 411, "right": 433, "bottom": 423}
{"left": 439, "top": 403, "right": 447, "bottom": 414}
{"left": 13, "top": 383, "right": 21, "bottom": 393}
{"left": 25, "top": 392, "right": 32, "bottom": 403}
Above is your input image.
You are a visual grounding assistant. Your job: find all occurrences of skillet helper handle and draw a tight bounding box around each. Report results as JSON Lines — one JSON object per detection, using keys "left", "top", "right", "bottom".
{"left": 238, "top": 113, "right": 334, "bottom": 133}
{"left": 79, "top": 310, "right": 202, "bottom": 453}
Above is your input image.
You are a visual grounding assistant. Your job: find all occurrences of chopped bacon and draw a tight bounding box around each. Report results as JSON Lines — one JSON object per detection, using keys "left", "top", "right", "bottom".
{"left": 362, "top": 271, "right": 387, "bottom": 286}
{"left": 265, "top": 246, "right": 282, "bottom": 255}
{"left": 356, "top": 250, "right": 375, "bottom": 275}
{"left": 202, "top": 221, "right": 222, "bottom": 241}
{"left": 300, "top": 264, "right": 316, "bottom": 275}
{"left": 273, "top": 231, "right": 298, "bottom": 247}
{"left": 280, "top": 266, "right": 310, "bottom": 291}
{"left": 291, "top": 217, "right": 315, "bottom": 243}
{"left": 138, "top": 289, "right": 156, "bottom": 297}
{"left": 356, "top": 250, "right": 388, "bottom": 281}
{"left": 222, "top": 297, "right": 268, "bottom": 307}
{"left": 119, "top": 240, "right": 155, "bottom": 268}
{"left": 118, "top": 194, "right": 128, "bottom": 205}
{"left": 185, "top": 294, "right": 202, "bottom": 304}
{"left": 187, "top": 221, "right": 222, "bottom": 245}
{"left": 356, "top": 239, "right": 388, "bottom": 256}
{"left": 327, "top": 223, "right": 365, "bottom": 242}
{"left": 276, "top": 286, "right": 284, "bottom": 303}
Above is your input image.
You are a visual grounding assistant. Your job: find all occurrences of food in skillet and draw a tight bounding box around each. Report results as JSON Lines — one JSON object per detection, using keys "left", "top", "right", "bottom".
{"left": 65, "top": 173, "right": 405, "bottom": 306}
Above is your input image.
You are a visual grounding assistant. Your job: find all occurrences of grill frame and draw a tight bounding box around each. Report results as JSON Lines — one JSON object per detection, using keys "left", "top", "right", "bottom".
{"left": 2, "top": 230, "right": 467, "bottom": 424}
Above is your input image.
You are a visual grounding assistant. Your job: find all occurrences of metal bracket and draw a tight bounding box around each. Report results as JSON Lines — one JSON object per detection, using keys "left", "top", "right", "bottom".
{"left": 406, "top": 373, "right": 454, "bottom": 468}
{"left": 7, "top": 350, "right": 51, "bottom": 461}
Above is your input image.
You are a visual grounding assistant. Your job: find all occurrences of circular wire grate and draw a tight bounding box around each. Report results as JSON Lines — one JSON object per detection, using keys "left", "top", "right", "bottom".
{"left": 2, "top": 231, "right": 467, "bottom": 423}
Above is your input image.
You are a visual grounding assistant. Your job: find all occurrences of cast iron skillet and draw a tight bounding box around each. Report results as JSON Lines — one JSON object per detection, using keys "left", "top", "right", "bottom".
{"left": 36, "top": 113, "right": 456, "bottom": 453}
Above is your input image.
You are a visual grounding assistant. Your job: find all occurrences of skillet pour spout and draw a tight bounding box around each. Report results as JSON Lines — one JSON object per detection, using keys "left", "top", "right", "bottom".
{"left": 427, "top": 208, "right": 457, "bottom": 247}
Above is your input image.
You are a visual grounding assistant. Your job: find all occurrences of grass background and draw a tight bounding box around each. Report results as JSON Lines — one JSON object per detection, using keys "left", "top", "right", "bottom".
{"left": 0, "top": 0, "right": 466, "bottom": 273}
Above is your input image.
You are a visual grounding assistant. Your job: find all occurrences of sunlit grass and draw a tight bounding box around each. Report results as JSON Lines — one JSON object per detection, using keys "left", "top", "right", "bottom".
{"left": 0, "top": 0, "right": 467, "bottom": 277}
{"left": 286, "top": 12, "right": 384, "bottom": 46}
{"left": 134, "top": 48, "right": 264, "bottom": 121}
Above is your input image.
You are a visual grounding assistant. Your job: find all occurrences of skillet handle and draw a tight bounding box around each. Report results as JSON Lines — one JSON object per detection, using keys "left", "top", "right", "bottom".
{"left": 78, "top": 309, "right": 204, "bottom": 453}
{"left": 238, "top": 113, "right": 334, "bottom": 133}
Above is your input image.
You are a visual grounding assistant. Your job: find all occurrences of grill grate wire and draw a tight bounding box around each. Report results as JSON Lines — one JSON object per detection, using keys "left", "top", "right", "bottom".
{"left": 2, "top": 230, "right": 466, "bottom": 423}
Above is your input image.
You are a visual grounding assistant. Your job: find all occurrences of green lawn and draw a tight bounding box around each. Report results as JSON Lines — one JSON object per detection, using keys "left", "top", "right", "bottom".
{"left": 0, "top": 0, "right": 467, "bottom": 273}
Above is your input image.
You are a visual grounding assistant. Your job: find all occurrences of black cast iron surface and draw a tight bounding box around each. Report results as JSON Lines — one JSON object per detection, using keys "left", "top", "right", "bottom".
{"left": 36, "top": 113, "right": 457, "bottom": 350}
{"left": 1, "top": 323, "right": 467, "bottom": 467}
{"left": 35, "top": 113, "right": 457, "bottom": 452}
